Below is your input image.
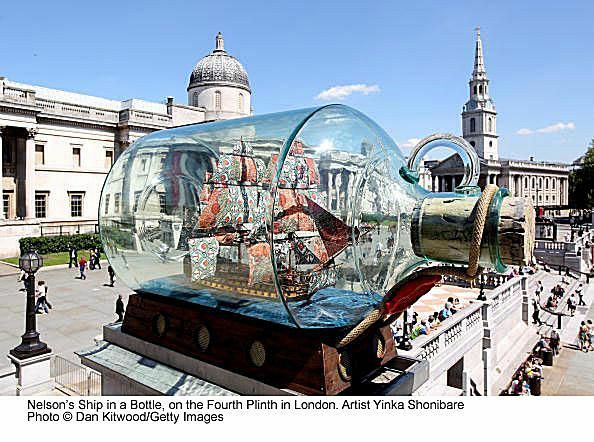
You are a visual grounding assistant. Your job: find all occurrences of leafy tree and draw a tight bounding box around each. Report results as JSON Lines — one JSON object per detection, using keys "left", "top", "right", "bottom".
{"left": 569, "top": 138, "right": 594, "bottom": 209}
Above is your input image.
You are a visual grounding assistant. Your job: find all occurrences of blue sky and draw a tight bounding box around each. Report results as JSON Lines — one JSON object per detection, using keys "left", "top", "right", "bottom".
{"left": 1, "top": 0, "right": 592, "bottom": 162}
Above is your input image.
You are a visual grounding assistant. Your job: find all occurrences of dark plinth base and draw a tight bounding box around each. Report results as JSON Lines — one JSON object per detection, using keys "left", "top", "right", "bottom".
{"left": 10, "top": 332, "right": 51, "bottom": 360}
{"left": 122, "top": 293, "right": 397, "bottom": 395}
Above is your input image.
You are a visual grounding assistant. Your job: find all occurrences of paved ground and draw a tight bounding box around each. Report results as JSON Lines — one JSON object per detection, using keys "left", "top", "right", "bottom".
{"left": 541, "top": 282, "right": 594, "bottom": 395}
{"left": 0, "top": 262, "right": 132, "bottom": 375}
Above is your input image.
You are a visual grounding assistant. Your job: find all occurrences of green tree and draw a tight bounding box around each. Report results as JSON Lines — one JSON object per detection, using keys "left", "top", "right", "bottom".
{"left": 569, "top": 138, "right": 594, "bottom": 209}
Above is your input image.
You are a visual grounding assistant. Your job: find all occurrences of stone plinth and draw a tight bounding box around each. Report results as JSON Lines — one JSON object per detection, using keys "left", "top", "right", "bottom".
{"left": 7, "top": 351, "right": 53, "bottom": 396}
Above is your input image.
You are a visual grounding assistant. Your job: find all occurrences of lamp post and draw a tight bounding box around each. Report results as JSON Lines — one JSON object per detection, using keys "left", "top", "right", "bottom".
{"left": 10, "top": 250, "right": 50, "bottom": 359}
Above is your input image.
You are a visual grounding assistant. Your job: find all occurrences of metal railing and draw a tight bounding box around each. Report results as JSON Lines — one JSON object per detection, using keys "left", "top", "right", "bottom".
{"left": 40, "top": 223, "right": 99, "bottom": 236}
{"left": 51, "top": 355, "right": 101, "bottom": 396}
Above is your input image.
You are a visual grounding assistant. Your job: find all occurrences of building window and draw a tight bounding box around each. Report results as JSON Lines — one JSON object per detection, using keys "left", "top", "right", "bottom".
{"left": 470, "top": 141, "right": 476, "bottom": 147}
{"left": 489, "top": 140, "right": 493, "bottom": 147}
{"left": 114, "top": 193, "right": 121, "bottom": 214}
{"left": 35, "top": 144, "right": 45, "bottom": 165}
{"left": 133, "top": 191, "right": 141, "bottom": 212}
{"left": 545, "top": 178, "right": 549, "bottom": 189}
{"left": 479, "top": 85, "right": 483, "bottom": 94}
{"left": 35, "top": 193, "right": 48, "bottom": 218}
{"left": 3, "top": 194, "right": 10, "bottom": 219}
{"left": 532, "top": 177, "right": 535, "bottom": 188}
{"left": 524, "top": 177, "right": 528, "bottom": 188}
{"left": 538, "top": 177, "right": 543, "bottom": 189}
{"left": 159, "top": 193, "right": 167, "bottom": 214}
{"left": 470, "top": 118, "right": 476, "bottom": 133}
{"left": 215, "top": 91, "right": 221, "bottom": 111}
{"left": 105, "top": 149, "right": 114, "bottom": 169}
{"left": 70, "top": 193, "right": 83, "bottom": 217}
{"left": 552, "top": 195, "right": 555, "bottom": 202}
{"left": 72, "top": 146, "right": 81, "bottom": 167}
{"left": 552, "top": 179, "right": 556, "bottom": 189}
{"left": 140, "top": 158, "right": 148, "bottom": 172}
{"left": 104, "top": 194, "right": 110, "bottom": 215}
{"left": 488, "top": 118, "right": 493, "bottom": 132}
{"left": 473, "top": 85, "right": 477, "bottom": 95}
{"left": 238, "top": 93, "right": 244, "bottom": 112}
{"left": 192, "top": 91, "right": 198, "bottom": 107}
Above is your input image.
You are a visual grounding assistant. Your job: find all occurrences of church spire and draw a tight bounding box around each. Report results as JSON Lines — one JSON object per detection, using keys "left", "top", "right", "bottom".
{"left": 462, "top": 27, "right": 498, "bottom": 160}
{"left": 472, "top": 27, "right": 486, "bottom": 79}
{"left": 215, "top": 32, "right": 225, "bottom": 52}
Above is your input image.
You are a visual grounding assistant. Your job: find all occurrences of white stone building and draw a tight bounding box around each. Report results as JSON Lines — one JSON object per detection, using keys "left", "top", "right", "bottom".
{"left": 0, "top": 33, "right": 251, "bottom": 257}
{"left": 429, "top": 29, "right": 570, "bottom": 212}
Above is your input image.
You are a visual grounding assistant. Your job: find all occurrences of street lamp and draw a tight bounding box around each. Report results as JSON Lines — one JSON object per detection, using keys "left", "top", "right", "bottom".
{"left": 10, "top": 250, "right": 51, "bottom": 359}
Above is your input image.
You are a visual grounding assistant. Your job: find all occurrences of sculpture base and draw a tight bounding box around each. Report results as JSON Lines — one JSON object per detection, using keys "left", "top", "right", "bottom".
{"left": 7, "top": 351, "right": 53, "bottom": 396}
{"left": 122, "top": 293, "right": 397, "bottom": 395}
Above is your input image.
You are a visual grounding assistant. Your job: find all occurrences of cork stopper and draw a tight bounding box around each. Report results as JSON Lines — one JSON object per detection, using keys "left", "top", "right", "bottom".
{"left": 497, "top": 197, "right": 535, "bottom": 266}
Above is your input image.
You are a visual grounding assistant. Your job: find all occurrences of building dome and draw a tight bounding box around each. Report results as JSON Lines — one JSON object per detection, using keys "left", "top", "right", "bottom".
{"left": 188, "top": 32, "right": 251, "bottom": 92}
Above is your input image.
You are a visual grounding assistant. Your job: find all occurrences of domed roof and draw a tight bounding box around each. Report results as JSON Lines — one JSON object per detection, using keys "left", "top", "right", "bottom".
{"left": 188, "top": 33, "right": 251, "bottom": 92}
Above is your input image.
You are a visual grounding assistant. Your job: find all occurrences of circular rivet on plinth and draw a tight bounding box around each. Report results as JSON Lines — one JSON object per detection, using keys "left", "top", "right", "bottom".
{"left": 338, "top": 351, "right": 352, "bottom": 382}
{"left": 249, "top": 340, "right": 266, "bottom": 367}
{"left": 152, "top": 313, "right": 168, "bottom": 337}
{"left": 194, "top": 325, "right": 210, "bottom": 352}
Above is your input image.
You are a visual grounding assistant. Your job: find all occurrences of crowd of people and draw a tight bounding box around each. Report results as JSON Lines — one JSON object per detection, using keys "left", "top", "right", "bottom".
{"left": 391, "top": 296, "right": 467, "bottom": 343}
{"left": 18, "top": 246, "right": 124, "bottom": 322}
{"left": 507, "top": 356, "right": 544, "bottom": 396}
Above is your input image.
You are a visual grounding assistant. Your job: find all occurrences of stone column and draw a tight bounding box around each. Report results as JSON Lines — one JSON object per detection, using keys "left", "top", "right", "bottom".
{"left": 451, "top": 176, "right": 456, "bottom": 191}
{"left": 334, "top": 173, "right": 342, "bottom": 211}
{"left": 0, "top": 126, "right": 4, "bottom": 219}
{"left": 326, "top": 171, "right": 333, "bottom": 209}
{"left": 25, "top": 128, "right": 37, "bottom": 220}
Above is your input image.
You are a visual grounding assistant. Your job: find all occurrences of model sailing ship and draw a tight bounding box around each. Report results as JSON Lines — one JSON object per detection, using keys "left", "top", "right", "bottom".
{"left": 180, "top": 138, "right": 352, "bottom": 302}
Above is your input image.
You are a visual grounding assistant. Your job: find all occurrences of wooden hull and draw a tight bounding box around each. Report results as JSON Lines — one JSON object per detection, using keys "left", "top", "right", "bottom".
{"left": 122, "top": 292, "right": 397, "bottom": 395}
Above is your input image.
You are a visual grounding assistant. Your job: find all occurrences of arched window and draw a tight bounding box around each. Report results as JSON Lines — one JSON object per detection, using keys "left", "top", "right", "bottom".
{"left": 489, "top": 140, "right": 493, "bottom": 147}
{"left": 192, "top": 92, "right": 198, "bottom": 107}
{"left": 473, "top": 85, "right": 477, "bottom": 95}
{"left": 545, "top": 178, "right": 549, "bottom": 189}
{"left": 214, "top": 90, "right": 221, "bottom": 111}
{"left": 524, "top": 177, "right": 528, "bottom": 188}
{"left": 488, "top": 117, "right": 493, "bottom": 132}
{"left": 479, "top": 85, "right": 483, "bottom": 94}
{"left": 238, "top": 93, "right": 244, "bottom": 112}
{"left": 532, "top": 177, "right": 535, "bottom": 188}
{"left": 552, "top": 179, "right": 556, "bottom": 189}
{"left": 470, "top": 118, "right": 476, "bottom": 133}
{"left": 539, "top": 177, "right": 543, "bottom": 189}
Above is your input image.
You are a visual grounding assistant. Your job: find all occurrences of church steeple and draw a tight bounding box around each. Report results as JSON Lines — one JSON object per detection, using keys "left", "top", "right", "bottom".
{"left": 462, "top": 27, "right": 499, "bottom": 160}
{"left": 473, "top": 27, "right": 486, "bottom": 79}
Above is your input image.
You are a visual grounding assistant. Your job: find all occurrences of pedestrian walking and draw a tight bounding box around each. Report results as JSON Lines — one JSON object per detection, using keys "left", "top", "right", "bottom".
{"left": 89, "top": 250, "right": 96, "bottom": 270}
{"left": 95, "top": 248, "right": 102, "bottom": 269}
{"left": 587, "top": 320, "right": 594, "bottom": 351}
{"left": 550, "top": 329, "right": 560, "bottom": 356}
{"left": 68, "top": 245, "right": 78, "bottom": 268}
{"left": 576, "top": 284, "right": 585, "bottom": 306}
{"left": 115, "top": 295, "right": 125, "bottom": 323}
{"left": 578, "top": 321, "right": 589, "bottom": 352}
{"left": 34, "top": 280, "right": 51, "bottom": 314}
{"left": 532, "top": 299, "right": 543, "bottom": 326}
{"left": 108, "top": 265, "right": 116, "bottom": 287}
{"left": 79, "top": 257, "right": 87, "bottom": 280}
{"left": 567, "top": 294, "right": 576, "bottom": 316}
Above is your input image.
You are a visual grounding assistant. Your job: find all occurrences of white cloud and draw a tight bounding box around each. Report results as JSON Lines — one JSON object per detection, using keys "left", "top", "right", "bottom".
{"left": 516, "top": 122, "right": 576, "bottom": 136}
{"left": 315, "top": 84, "right": 380, "bottom": 101}
{"left": 399, "top": 138, "right": 421, "bottom": 149}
